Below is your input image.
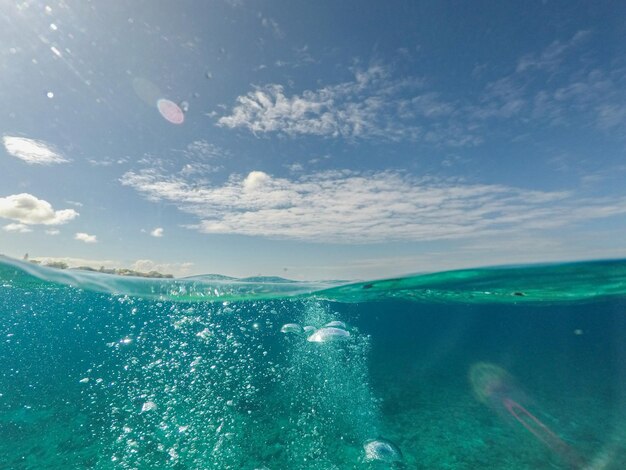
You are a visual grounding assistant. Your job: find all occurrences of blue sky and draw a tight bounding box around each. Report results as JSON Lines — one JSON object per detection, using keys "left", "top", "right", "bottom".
{"left": 1, "top": 0, "right": 626, "bottom": 279}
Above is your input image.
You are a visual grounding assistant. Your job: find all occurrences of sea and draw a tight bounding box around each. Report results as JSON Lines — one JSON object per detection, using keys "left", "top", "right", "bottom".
{"left": 1, "top": 255, "right": 625, "bottom": 469}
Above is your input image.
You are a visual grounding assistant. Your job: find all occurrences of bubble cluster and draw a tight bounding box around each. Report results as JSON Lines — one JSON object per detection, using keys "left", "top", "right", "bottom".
{"left": 274, "top": 303, "right": 380, "bottom": 466}
{"left": 0, "top": 284, "right": 382, "bottom": 468}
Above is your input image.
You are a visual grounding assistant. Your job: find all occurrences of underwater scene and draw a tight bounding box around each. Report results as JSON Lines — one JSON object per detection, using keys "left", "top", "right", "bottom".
{"left": 4, "top": 1, "right": 626, "bottom": 468}
{"left": 1, "top": 256, "right": 626, "bottom": 469}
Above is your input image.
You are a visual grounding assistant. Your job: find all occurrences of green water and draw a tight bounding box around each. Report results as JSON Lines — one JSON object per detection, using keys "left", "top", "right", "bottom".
{"left": 1, "top": 257, "right": 625, "bottom": 469}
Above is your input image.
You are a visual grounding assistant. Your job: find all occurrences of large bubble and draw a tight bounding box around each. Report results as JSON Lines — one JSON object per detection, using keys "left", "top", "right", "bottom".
{"left": 280, "top": 323, "right": 302, "bottom": 334}
{"left": 307, "top": 326, "right": 350, "bottom": 343}
{"left": 363, "top": 438, "right": 403, "bottom": 462}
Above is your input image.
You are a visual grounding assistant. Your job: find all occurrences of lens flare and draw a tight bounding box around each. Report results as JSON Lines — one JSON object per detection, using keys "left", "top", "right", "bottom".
{"left": 157, "top": 98, "right": 184, "bottom": 124}
{"left": 469, "top": 362, "right": 586, "bottom": 468}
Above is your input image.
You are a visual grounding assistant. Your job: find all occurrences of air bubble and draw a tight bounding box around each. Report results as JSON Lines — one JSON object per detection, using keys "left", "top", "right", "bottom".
{"left": 141, "top": 401, "right": 157, "bottom": 412}
{"left": 363, "top": 438, "right": 403, "bottom": 462}
{"left": 307, "top": 326, "right": 350, "bottom": 343}
{"left": 280, "top": 323, "right": 302, "bottom": 334}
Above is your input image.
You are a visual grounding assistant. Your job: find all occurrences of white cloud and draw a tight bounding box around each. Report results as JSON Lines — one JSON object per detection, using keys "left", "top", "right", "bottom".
{"left": 3, "top": 222, "right": 32, "bottom": 233}
{"left": 243, "top": 170, "right": 271, "bottom": 190}
{"left": 0, "top": 193, "right": 79, "bottom": 225}
{"left": 45, "top": 228, "right": 60, "bottom": 235}
{"left": 218, "top": 82, "right": 351, "bottom": 136}
{"left": 75, "top": 232, "right": 97, "bottom": 243}
{"left": 150, "top": 227, "right": 164, "bottom": 237}
{"left": 120, "top": 168, "right": 626, "bottom": 244}
{"left": 217, "top": 65, "right": 476, "bottom": 145}
{"left": 131, "top": 259, "right": 194, "bottom": 277}
{"left": 3, "top": 136, "right": 69, "bottom": 165}
{"left": 217, "top": 65, "right": 384, "bottom": 138}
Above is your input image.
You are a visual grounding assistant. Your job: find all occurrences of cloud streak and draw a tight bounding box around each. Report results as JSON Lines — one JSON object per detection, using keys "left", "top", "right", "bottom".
{"left": 516, "top": 30, "right": 591, "bottom": 73}
{"left": 120, "top": 168, "right": 626, "bottom": 244}
{"left": 469, "top": 30, "right": 626, "bottom": 135}
{"left": 3, "top": 136, "right": 69, "bottom": 165}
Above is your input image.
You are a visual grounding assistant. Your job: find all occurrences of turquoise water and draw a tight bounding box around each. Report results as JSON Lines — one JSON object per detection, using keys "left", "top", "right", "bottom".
{"left": 1, "top": 256, "right": 626, "bottom": 469}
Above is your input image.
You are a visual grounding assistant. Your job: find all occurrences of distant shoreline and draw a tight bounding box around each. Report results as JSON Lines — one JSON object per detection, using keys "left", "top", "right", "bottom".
{"left": 27, "top": 259, "right": 174, "bottom": 278}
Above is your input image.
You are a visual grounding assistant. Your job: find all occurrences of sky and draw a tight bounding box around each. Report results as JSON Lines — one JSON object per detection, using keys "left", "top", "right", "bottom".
{"left": 1, "top": 0, "right": 626, "bottom": 280}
